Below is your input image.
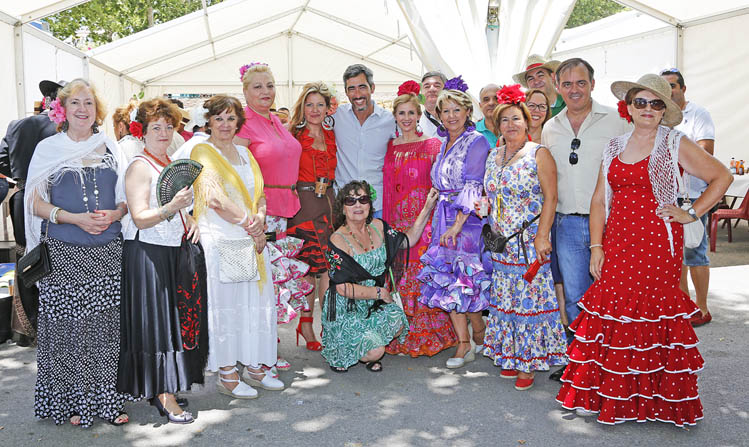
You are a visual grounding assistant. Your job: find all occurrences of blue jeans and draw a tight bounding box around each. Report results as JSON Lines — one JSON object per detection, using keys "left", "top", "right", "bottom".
{"left": 550, "top": 219, "right": 562, "bottom": 283}
{"left": 555, "top": 213, "right": 593, "bottom": 340}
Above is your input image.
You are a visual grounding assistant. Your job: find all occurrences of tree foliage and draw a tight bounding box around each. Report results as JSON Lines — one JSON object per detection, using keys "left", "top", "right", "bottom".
{"left": 48, "top": 0, "right": 224, "bottom": 47}
{"left": 566, "top": 0, "right": 626, "bottom": 28}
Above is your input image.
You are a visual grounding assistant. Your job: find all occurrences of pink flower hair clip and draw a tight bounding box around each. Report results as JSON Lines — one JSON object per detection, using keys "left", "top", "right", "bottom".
{"left": 47, "top": 98, "right": 66, "bottom": 125}
{"left": 239, "top": 62, "right": 269, "bottom": 80}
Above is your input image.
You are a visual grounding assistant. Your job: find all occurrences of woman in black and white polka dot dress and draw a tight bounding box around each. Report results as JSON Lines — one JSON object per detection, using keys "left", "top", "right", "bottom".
{"left": 24, "top": 79, "right": 130, "bottom": 428}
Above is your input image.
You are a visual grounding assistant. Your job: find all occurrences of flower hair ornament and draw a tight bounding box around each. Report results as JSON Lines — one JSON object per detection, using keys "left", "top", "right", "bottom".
{"left": 129, "top": 107, "right": 138, "bottom": 123}
{"left": 496, "top": 84, "right": 526, "bottom": 105}
{"left": 129, "top": 121, "right": 143, "bottom": 138}
{"left": 239, "top": 62, "right": 269, "bottom": 81}
{"left": 47, "top": 98, "right": 66, "bottom": 125}
{"left": 444, "top": 75, "right": 469, "bottom": 92}
{"left": 368, "top": 184, "right": 377, "bottom": 202}
{"left": 617, "top": 100, "right": 633, "bottom": 123}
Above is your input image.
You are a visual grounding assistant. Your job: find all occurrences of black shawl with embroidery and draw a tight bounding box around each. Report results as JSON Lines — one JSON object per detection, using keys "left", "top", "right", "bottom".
{"left": 325, "top": 219, "right": 408, "bottom": 321}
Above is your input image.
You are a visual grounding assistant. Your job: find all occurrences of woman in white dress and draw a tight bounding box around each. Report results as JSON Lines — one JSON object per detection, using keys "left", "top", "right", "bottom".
{"left": 189, "top": 95, "right": 283, "bottom": 398}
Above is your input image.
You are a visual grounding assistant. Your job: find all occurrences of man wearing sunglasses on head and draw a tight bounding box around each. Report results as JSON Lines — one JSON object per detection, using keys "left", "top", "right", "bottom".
{"left": 541, "top": 58, "right": 631, "bottom": 381}
{"left": 660, "top": 68, "right": 716, "bottom": 327}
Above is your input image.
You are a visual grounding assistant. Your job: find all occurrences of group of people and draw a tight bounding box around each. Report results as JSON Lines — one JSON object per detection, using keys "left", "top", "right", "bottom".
{"left": 3, "top": 52, "right": 733, "bottom": 430}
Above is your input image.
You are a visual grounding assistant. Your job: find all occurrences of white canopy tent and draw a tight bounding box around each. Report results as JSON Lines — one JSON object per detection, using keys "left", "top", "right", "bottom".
{"left": 1, "top": 0, "right": 748, "bottom": 162}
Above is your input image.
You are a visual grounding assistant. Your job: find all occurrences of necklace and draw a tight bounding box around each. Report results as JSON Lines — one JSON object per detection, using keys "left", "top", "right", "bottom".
{"left": 80, "top": 168, "right": 100, "bottom": 213}
{"left": 346, "top": 224, "right": 374, "bottom": 252}
{"left": 143, "top": 148, "right": 171, "bottom": 167}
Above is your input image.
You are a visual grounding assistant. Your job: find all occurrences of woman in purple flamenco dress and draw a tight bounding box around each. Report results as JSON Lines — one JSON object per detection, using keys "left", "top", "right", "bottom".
{"left": 417, "top": 85, "right": 491, "bottom": 369}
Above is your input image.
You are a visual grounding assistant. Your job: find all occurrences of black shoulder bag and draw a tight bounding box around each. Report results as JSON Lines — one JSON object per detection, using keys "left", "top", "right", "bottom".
{"left": 18, "top": 224, "right": 52, "bottom": 287}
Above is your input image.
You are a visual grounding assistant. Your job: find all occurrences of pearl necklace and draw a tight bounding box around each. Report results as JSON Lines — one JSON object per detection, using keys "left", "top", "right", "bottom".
{"left": 80, "top": 168, "right": 100, "bottom": 212}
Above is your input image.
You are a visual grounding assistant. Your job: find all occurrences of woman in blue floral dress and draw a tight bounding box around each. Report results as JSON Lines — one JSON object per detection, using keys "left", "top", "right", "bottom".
{"left": 481, "top": 86, "right": 567, "bottom": 391}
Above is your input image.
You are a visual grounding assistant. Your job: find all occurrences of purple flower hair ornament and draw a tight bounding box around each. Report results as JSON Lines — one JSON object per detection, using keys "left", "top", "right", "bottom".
{"left": 444, "top": 75, "right": 469, "bottom": 92}
{"left": 239, "top": 62, "right": 269, "bottom": 81}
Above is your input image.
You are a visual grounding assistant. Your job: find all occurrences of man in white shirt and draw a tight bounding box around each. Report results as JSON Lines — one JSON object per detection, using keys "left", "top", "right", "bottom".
{"left": 333, "top": 64, "right": 394, "bottom": 217}
{"left": 542, "top": 58, "right": 631, "bottom": 381}
{"left": 661, "top": 68, "right": 716, "bottom": 327}
{"left": 418, "top": 71, "right": 447, "bottom": 138}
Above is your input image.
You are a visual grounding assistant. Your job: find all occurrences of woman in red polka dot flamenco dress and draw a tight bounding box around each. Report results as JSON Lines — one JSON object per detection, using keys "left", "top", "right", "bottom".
{"left": 555, "top": 74, "right": 733, "bottom": 426}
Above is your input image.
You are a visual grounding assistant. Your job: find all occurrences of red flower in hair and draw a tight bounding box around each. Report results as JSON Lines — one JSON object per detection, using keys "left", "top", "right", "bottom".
{"left": 397, "top": 80, "right": 420, "bottom": 97}
{"left": 129, "top": 121, "right": 143, "bottom": 138}
{"left": 617, "top": 100, "right": 632, "bottom": 123}
{"left": 496, "top": 84, "right": 526, "bottom": 105}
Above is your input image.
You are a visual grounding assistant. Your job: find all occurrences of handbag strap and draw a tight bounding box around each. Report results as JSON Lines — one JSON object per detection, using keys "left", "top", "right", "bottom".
{"left": 667, "top": 130, "right": 690, "bottom": 203}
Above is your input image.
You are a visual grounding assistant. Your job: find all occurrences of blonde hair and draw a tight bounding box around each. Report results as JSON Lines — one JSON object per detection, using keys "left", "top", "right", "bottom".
{"left": 435, "top": 89, "right": 473, "bottom": 117}
{"left": 56, "top": 78, "right": 107, "bottom": 132}
{"left": 241, "top": 64, "right": 275, "bottom": 90}
{"left": 112, "top": 99, "right": 138, "bottom": 133}
{"left": 289, "top": 82, "right": 332, "bottom": 137}
{"left": 392, "top": 93, "right": 422, "bottom": 117}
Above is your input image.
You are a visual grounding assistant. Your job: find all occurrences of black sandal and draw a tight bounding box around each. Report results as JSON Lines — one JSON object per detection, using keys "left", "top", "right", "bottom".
{"left": 361, "top": 360, "right": 383, "bottom": 372}
{"left": 329, "top": 365, "right": 348, "bottom": 373}
{"left": 107, "top": 411, "right": 129, "bottom": 426}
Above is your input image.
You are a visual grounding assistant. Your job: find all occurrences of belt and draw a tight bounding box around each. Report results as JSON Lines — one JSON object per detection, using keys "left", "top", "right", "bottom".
{"left": 298, "top": 185, "right": 315, "bottom": 192}
{"left": 265, "top": 184, "right": 296, "bottom": 191}
{"left": 566, "top": 213, "right": 589, "bottom": 217}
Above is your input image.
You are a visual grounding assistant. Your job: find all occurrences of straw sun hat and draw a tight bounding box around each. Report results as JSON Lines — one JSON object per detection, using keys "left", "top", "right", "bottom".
{"left": 610, "top": 73, "right": 683, "bottom": 127}
{"left": 512, "top": 54, "right": 561, "bottom": 88}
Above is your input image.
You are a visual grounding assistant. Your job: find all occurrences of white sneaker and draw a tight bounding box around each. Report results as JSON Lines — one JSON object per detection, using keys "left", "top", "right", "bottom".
{"left": 242, "top": 368, "right": 285, "bottom": 391}
{"left": 217, "top": 367, "right": 258, "bottom": 399}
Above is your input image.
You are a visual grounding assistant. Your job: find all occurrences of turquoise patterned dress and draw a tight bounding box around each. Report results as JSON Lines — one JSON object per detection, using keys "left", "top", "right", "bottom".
{"left": 321, "top": 225, "right": 409, "bottom": 369}
{"left": 482, "top": 143, "right": 568, "bottom": 373}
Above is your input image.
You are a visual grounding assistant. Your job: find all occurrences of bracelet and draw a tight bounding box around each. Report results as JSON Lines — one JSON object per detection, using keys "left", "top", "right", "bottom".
{"left": 158, "top": 205, "right": 171, "bottom": 221}
{"left": 49, "top": 207, "right": 60, "bottom": 224}
{"left": 375, "top": 287, "right": 381, "bottom": 300}
{"left": 589, "top": 244, "right": 603, "bottom": 249}
{"left": 237, "top": 211, "right": 249, "bottom": 226}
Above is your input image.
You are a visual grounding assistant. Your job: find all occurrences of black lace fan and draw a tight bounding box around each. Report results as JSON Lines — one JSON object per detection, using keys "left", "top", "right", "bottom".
{"left": 156, "top": 159, "right": 203, "bottom": 207}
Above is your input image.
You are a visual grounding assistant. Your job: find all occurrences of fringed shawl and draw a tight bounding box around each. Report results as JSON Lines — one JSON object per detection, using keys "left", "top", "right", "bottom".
{"left": 601, "top": 125, "right": 684, "bottom": 256}
{"left": 24, "top": 131, "right": 127, "bottom": 254}
{"left": 190, "top": 142, "right": 268, "bottom": 288}
{"left": 325, "top": 219, "right": 408, "bottom": 321}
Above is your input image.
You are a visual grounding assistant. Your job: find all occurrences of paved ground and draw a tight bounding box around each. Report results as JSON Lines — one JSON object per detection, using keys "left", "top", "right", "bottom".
{"left": 0, "top": 229, "right": 747, "bottom": 447}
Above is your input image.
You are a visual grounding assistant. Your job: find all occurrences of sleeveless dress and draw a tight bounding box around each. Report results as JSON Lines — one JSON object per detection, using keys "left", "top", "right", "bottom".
{"left": 382, "top": 138, "right": 457, "bottom": 356}
{"left": 482, "top": 144, "right": 567, "bottom": 372}
{"left": 321, "top": 225, "right": 409, "bottom": 369}
{"left": 555, "top": 155, "right": 704, "bottom": 426}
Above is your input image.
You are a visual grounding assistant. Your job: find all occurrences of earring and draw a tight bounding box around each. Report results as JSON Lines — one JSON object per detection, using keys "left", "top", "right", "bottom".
{"left": 436, "top": 124, "right": 448, "bottom": 138}
{"left": 296, "top": 118, "right": 307, "bottom": 129}
{"left": 92, "top": 122, "right": 99, "bottom": 134}
{"left": 322, "top": 115, "right": 335, "bottom": 131}
{"left": 394, "top": 123, "right": 400, "bottom": 138}
{"left": 62, "top": 120, "right": 69, "bottom": 132}
{"left": 416, "top": 123, "right": 423, "bottom": 137}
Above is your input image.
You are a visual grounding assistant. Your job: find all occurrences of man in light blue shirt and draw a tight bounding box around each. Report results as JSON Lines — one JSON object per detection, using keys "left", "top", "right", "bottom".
{"left": 333, "top": 64, "right": 394, "bottom": 217}
{"left": 475, "top": 83, "right": 499, "bottom": 148}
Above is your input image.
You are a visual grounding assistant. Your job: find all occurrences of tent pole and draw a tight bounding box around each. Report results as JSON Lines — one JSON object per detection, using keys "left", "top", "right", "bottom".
{"left": 676, "top": 25, "right": 684, "bottom": 69}
{"left": 287, "top": 32, "right": 293, "bottom": 108}
{"left": 13, "top": 24, "right": 26, "bottom": 118}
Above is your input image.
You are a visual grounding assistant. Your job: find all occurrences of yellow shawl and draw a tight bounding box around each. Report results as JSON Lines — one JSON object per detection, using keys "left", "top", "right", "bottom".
{"left": 191, "top": 143, "right": 267, "bottom": 288}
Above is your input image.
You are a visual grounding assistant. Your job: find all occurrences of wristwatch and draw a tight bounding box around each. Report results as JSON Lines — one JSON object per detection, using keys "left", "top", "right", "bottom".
{"left": 687, "top": 207, "right": 698, "bottom": 221}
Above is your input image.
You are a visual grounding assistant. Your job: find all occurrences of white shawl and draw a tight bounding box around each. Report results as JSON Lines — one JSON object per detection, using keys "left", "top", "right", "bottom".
{"left": 24, "top": 131, "right": 128, "bottom": 253}
{"left": 601, "top": 125, "right": 684, "bottom": 256}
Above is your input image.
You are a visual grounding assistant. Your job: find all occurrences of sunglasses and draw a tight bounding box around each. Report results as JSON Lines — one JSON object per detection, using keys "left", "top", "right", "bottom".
{"left": 343, "top": 195, "right": 372, "bottom": 206}
{"left": 569, "top": 138, "right": 580, "bottom": 165}
{"left": 631, "top": 97, "right": 667, "bottom": 111}
{"left": 659, "top": 67, "right": 680, "bottom": 75}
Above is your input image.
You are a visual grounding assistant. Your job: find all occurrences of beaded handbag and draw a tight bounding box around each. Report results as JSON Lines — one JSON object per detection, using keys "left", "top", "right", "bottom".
{"left": 216, "top": 237, "right": 258, "bottom": 282}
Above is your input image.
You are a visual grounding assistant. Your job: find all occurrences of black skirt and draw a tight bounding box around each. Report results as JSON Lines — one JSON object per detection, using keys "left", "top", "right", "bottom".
{"left": 117, "top": 237, "right": 206, "bottom": 398}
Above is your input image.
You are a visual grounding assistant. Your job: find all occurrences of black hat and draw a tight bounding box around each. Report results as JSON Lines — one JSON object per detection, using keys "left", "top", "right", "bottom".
{"left": 39, "top": 80, "right": 67, "bottom": 98}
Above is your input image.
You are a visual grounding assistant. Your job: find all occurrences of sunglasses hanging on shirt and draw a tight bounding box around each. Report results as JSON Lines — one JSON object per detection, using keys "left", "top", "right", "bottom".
{"left": 569, "top": 138, "right": 580, "bottom": 165}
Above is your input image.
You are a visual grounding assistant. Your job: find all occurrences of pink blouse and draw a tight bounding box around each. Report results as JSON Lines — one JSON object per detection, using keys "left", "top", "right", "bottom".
{"left": 238, "top": 106, "right": 302, "bottom": 218}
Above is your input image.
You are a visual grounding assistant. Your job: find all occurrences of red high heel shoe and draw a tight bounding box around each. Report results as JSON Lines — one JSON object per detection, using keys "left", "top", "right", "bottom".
{"left": 296, "top": 316, "right": 322, "bottom": 351}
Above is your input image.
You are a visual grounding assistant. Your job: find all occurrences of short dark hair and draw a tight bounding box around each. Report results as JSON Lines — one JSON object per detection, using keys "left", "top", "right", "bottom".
{"left": 660, "top": 68, "right": 685, "bottom": 88}
{"left": 169, "top": 98, "right": 185, "bottom": 109}
{"left": 421, "top": 71, "right": 447, "bottom": 85}
{"left": 343, "top": 64, "right": 374, "bottom": 88}
{"left": 203, "top": 95, "right": 246, "bottom": 135}
{"left": 333, "top": 180, "right": 374, "bottom": 229}
{"left": 556, "top": 57, "right": 595, "bottom": 82}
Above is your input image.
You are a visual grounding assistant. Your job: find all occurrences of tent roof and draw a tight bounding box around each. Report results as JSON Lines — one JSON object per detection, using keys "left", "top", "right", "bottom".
{"left": 613, "top": 0, "right": 749, "bottom": 26}
{"left": 87, "top": 0, "right": 421, "bottom": 86}
{"left": 0, "top": 1, "right": 89, "bottom": 25}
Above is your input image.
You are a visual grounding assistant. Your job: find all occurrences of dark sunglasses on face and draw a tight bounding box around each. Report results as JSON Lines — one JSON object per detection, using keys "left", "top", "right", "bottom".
{"left": 569, "top": 138, "right": 580, "bottom": 165}
{"left": 344, "top": 195, "right": 372, "bottom": 206}
{"left": 631, "top": 97, "right": 667, "bottom": 111}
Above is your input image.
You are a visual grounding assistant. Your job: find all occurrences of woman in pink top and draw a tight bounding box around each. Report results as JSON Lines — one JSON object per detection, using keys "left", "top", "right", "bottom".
{"left": 234, "top": 62, "right": 313, "bottom": 371}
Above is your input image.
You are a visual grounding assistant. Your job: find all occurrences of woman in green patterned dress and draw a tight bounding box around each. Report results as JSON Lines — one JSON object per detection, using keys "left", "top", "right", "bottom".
{"left": 322, "top": 180, "right": 437, "bottom": 372}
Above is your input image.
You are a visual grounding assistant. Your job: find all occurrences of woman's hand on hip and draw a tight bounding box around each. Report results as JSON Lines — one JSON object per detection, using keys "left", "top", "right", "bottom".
{"left": 589, "top": 246, "right": 604, "bottom": 281}
{"left": 656, "top": 204, "right": 695, "bottom": 224}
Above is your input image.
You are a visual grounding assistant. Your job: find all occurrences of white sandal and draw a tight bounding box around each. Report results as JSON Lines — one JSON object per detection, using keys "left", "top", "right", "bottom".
{"left": 217, "top": 367, "right": 258, "bottom": 399}
{"left": 242, "top": 367, "right": 285, "bottom": 391}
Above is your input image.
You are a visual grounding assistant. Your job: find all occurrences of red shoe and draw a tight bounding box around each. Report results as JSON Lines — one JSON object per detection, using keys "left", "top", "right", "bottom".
{"left": 296, "top": 316, "right": 322, "bottom": 351}
{"left": 500, "top": 370, "right": 519, "bottom": 379}
{"left": 691, "top": 311, "right": 712, "bottom": 327}
{"left": 514, "top": 376, "right": 534, "bottom": 391}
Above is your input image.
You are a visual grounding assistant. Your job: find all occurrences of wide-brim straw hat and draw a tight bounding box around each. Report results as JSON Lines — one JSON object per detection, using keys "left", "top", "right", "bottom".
{"left": 512, "top": 54, "right": 561, "bottom": 88}
{"left": 610, "top": 73, "right": 682, "bottom": 127}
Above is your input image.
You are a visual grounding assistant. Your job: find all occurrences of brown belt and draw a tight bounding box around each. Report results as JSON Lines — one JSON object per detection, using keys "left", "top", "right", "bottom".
{"left": 265, "top": 184, "right": 296, "bottom": 191}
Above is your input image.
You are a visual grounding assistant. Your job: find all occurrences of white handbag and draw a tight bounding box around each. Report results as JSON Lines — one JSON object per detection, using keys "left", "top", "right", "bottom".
{"left": 216, "top": 237, "right": 259, "bottom": 282}
{"left": 669, "top": 131, "right": 704, "bottom": 249}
